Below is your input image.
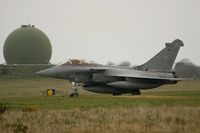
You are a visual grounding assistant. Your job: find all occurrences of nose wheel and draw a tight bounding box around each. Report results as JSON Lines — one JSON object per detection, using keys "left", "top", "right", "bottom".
{"left": 69, "top": 81, "right": 79, "bottom": 98}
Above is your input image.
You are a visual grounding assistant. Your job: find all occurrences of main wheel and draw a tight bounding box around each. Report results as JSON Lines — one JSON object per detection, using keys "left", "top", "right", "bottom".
{"left": 132, "top": 89, "right": 141, "bottom": 95}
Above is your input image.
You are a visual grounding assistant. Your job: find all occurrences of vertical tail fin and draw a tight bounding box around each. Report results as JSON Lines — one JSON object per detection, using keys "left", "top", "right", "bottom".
{"left": 137, "top": 39, "right": 184, "bottom": 72}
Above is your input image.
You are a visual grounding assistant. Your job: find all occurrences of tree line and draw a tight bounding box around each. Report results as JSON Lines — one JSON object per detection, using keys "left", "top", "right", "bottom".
{"left": 174, "top": 59, "right": 200, "bottom": 79}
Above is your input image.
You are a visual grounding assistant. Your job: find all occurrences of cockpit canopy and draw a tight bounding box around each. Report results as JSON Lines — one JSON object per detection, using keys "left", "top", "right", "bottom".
{"left": 58, "top": 59, "right": 95, "bottom": 66}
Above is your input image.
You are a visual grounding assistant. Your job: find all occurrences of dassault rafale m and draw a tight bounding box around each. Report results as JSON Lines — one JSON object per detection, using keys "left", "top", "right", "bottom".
{"left": 36, "top": 39, "right": 185, "bottom": 97}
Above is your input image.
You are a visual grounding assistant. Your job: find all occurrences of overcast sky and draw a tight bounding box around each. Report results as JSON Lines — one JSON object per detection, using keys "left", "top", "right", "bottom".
{"left": 0, "top": 0, "right": 200, "bottom": 65}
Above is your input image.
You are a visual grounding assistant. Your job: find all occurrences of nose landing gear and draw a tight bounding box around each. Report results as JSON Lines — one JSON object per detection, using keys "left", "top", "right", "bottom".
{"left": 69, "top": 81, "right": 79, "bottom": 98}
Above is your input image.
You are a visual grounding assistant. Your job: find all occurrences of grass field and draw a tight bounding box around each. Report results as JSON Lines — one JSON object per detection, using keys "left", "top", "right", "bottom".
{"left": 0, "top": 78, "right": 200, "bottom": 133}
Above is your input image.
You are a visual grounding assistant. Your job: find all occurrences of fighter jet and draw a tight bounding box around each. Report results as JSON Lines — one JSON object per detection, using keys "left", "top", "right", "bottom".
{"left": 36, "top": 39, "right": 185, "bottom": 97}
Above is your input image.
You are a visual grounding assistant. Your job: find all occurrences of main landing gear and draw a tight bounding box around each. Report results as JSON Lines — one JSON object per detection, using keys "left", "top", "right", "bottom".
{"left": 69, "top": 81, "right": 79, "bottom": 98}
{"left": 132, "top": 89, "right": 141, "bottom": 95}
